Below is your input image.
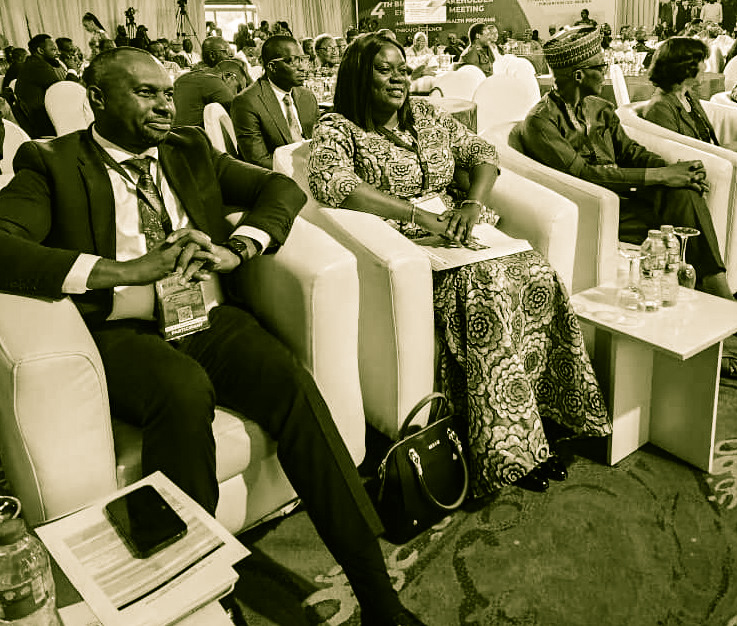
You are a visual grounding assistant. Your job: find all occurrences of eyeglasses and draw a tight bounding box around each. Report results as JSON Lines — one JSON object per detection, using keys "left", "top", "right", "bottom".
{"left": 318, "top": 45, "right": 339, "bottom": 52}
{"left": 270, "top": 55, "right": 311, "bottom": 67}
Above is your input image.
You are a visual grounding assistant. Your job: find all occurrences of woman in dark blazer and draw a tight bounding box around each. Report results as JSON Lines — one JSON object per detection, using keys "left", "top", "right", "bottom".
{"left": 641, "top": 37, "right": 720, "bottom": 145}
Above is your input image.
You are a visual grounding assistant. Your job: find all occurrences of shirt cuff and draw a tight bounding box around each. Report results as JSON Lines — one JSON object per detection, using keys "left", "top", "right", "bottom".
{"left": 61, "top": 253, "right": 101, "bottom": 294}
{"left": 231, "top": 226, "right": 271, "bottom": 254}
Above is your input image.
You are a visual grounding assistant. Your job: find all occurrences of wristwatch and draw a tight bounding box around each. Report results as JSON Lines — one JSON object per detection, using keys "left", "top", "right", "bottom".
{"left": 222, "top": 237, "right": 253, "bottom": 266}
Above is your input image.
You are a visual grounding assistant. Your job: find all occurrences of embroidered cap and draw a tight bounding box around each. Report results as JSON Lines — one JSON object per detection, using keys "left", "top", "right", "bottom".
{"left": 543, "top": 25, "right": 603, "bottom": 69}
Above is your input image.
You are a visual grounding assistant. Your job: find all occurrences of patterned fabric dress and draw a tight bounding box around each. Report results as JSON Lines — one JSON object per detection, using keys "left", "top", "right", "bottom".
{"left": 308, "top": 98, "right": 610, "bottom": 497}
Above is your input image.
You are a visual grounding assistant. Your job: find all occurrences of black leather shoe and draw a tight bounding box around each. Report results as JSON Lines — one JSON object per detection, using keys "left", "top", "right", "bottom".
{"left": 513, "top": 467, "right": 549, "bottom": 492}
{"left": 361, "top": 607, "right": 428, "bottom": 625}
{"left": 540, "top": 453, "right": 568, "bottom": 481}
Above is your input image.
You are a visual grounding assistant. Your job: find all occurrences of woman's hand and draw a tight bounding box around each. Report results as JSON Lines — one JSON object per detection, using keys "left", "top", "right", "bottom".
{"left": 439, "top": 204, "right": 481, "bottom": 243}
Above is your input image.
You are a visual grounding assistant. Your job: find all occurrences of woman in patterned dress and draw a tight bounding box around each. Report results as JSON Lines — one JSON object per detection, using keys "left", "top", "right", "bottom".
{"left": 308, "top": 33, "right": 611, "bottom": 495}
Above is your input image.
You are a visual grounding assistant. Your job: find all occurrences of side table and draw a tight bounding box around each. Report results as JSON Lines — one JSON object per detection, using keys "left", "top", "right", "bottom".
{"left": 571, "top": 285, "right": 737, "bottom": 471}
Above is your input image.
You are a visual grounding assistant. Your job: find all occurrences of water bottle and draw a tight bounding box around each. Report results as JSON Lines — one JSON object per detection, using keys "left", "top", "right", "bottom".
{"left": 0, "top": 519, "right": 60, "bottom": 625}
{"left": 640, "top": 229, "right": 665, "bottom": 311}
{"left": 660, "top": 225, "right": 680, "bottom": 307}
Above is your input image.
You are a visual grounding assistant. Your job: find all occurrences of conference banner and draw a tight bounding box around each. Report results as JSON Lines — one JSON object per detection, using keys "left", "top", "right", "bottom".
{"left": 358, "top": 0, "right": 615, "bottom": 44}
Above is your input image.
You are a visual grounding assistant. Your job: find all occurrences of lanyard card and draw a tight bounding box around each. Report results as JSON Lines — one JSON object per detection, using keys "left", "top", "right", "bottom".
{"left": 155, "top": 276, "right": 210, "bottom": 341}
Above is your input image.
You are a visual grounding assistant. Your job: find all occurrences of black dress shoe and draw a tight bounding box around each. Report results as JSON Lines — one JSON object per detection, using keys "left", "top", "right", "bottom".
{"left": 513, "top": 466, "right": 549, "bottom": 492}
{"left": 540, "top": 453, "right": 568, "bottom": 481}
{"left": 361, "top": 607, "right": 428, "bottom": 625}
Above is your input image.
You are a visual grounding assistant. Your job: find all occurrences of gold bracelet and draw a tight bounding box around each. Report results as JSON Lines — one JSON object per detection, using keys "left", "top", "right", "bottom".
{"left": 460, "top": 199, "right": 485, "bottom": 211}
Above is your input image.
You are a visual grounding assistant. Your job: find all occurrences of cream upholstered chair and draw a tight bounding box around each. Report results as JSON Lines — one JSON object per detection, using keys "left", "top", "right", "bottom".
{"left": 44, "top": 81, "right": 93, "bottom": 136}
{"left": 0, "top": 214, "right": 367, "bottom": 534}
{"left": 203, "top": 102, "right": 239, "bottom": 158}
{"left": 0, "top": 119, "right": 31, "bottom": 175}
{"left": 473, "top": 74, "right": 541, "bottom": 134}
{"left": 711, "top": 91, "right": 735, "bottom": 106}
{"left": 609, "top": 64, "right": 630, "bottom": 107}
{"left": 483, "top": 123, "right": 621, "bottom": 294}
{"left": 273, "top": 140, "right": 579, "bottom": 437}
{"left": 429, "top": 67, "right": 484, "bottom": 101}
{"left": 616, "top": 100, "right": 737, "bottom": 290}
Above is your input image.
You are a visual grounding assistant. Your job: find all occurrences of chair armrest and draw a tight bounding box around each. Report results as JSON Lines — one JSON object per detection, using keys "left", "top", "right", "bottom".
{"left": 703, "top": 99, "right": 737, "bottom": 148}
{"left": 482, "top": 124, "right": 620, "bottom": 293}
{"left": 236, "top": 216, "right": 366, "bottom": 463}
{"left": 300, "top": 205, "right": 435, "bottom": 439}
{"left": 490, "top": 167, "right": 578, "bottom": 293}
{"left": 621, "top": 124, "right": 731, "bottom": 257}
{"left": 0, "top": 294, "right": 116, "bottom": 525}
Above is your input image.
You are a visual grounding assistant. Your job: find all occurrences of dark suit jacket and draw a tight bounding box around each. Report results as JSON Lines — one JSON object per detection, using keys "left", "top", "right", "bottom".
{"left": 0, "top": 126, "right": 306, "bottom": 327}
{"left": 641, "top": 89, "right": 719, "bottom": 145}
{"left": 14, "top": 55, "right": 66, "bottom": 138}
{"left": 231, "top": 77, "right": 319, "bottom": 169}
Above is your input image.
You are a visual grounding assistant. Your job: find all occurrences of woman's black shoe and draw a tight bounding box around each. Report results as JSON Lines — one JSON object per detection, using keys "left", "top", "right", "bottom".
{"left": 541, "top": 453, "right": 568, "bottom": 481}
{"left": 513, "top": 467, "right": 549, "bottom": 492}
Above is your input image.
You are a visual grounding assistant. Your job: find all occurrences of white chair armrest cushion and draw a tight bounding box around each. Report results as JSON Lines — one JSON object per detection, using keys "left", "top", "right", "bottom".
{"left": 237, "top": 216, "right": 366, "bottom": 463}
{"left": 0, "top": 295, "right": 116, "bottom": 525}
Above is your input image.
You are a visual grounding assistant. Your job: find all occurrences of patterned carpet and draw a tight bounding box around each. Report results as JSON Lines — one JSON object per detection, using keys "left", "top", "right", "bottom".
{"left": 233, "top": 377, "right": 737, "bottom": 626}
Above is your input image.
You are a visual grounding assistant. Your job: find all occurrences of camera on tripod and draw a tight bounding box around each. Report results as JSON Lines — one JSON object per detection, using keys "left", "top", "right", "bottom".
{"left": 177, "top": 0, "right": 188, "bottom": 14}
{"left": 124, "top": 6, "right": 136, "bottom": 25}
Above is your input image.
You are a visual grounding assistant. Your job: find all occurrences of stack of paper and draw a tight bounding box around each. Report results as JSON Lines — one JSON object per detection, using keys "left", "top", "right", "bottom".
{"left": 36, "top": 472, "right": 249, "bottom": 626}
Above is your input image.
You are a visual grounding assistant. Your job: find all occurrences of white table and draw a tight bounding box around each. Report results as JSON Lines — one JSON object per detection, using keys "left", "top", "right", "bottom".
{"left": 571, "top": 285, "right": 737, "bottom": 472}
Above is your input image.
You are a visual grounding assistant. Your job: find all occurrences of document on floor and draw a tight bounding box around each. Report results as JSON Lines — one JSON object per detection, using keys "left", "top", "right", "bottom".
{"left": 413, "top": 222, "right": 532, "bottom": 271}
{"left": 37, "top": 472, "right": 249, "bottom": 626}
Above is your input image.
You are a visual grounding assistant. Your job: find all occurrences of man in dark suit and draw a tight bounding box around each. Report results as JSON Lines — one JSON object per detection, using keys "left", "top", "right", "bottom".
{"left": 0, "top": 47, "right": 424, "bottom": 626}
{"left": 231, "top": 35, "right": 318, "bottom": 168}
{"left": 14, "top": 34, "right": 68, "bottom": 137}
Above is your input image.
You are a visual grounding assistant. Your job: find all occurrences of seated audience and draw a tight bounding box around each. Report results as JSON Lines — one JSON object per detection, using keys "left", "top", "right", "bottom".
{"left": 314, "top": 33, "right": 340, "bottom": 72}
{"left": 444, "top": 32, "right": 465, "bottom": 61}
{"left": 574, "top": 8, "right": 597, "bottom": 27}
{"left": 643, "top": 37, "right": 737, "bottom": 151}
{"left": 0, "top": 45, "right": 425, "bottom": 626}
{"left": 174, "top": 55, "right": 248, "bottom": 127}
{"left": 148, "top": 41, "right": 183, "bottom": 80}
{"left": 308, "top": 33, "right": 611, "bottom": 496}
{"left": 405, "top": 31, "right": 438, "bottom": 79}
{"left": 459, "top": 23, "right": 502, "bottom": 76}
{"left": 181, "top": 37, "right": 201, "bottom": 66}
{"left": 2, "top": 47, "right": 27, "bottom": 92}
{"left": 15, "top": 34, "right": 67, "bottom": 137}
{"left": 232, "top": 35, "right": 318, "bottom": 168}
{"left": 114, "top": 25, "right": 129, "bottom": 48}
{"left": 56, "top": 37, "right": 83, "bottom": 79}
{"left": 518, "top": 26, "right": 734, "bottom": 299}
{"left": 632, "top": 27, "right": 656, "bottom": 68}
{"left": 131, "top": 25, "right": 151, "bottom": 50}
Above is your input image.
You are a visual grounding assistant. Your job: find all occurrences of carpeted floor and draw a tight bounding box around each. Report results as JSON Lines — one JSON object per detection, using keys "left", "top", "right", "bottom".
{"left": 233, "top": 374, "right": 737, "bottom": 626}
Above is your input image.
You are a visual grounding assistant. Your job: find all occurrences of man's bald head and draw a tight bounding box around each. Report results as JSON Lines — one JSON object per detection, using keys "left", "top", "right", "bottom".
{"left": 83, "top": 46, "right": 156, "bottom": 92}
{"left": 201, "top": 36, "right": 233, "bottom": 67}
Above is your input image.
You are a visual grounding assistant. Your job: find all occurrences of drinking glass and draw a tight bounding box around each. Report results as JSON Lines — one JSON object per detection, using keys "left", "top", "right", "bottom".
{"left": 617, "top": 246, "right": 644, "bottom": 314}
{"left": 674, "top": 226, "right": 700, "bottom": 290}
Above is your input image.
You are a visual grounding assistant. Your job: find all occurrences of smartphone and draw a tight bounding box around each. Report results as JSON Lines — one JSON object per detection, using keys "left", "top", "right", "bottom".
{"left": 104, "top": 485, "right": 188, "bottom": 559}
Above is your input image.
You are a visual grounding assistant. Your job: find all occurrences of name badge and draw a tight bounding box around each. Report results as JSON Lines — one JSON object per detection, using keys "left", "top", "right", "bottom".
{"left": 155, "top": 276, "right": 211, "bottom": 341}
{"left": 411, "top": 192, "right": 448, "bottom": 216}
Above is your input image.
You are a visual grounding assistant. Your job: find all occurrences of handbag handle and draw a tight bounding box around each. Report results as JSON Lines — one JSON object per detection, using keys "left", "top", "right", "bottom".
{"left": 408, "top": 427, "right": 469, "bottom": 511}
{"left": 398, "top": 392, "right": 448, "bottom": 439}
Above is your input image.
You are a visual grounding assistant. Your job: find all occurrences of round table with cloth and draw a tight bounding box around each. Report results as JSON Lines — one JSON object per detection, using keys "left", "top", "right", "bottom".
{"left": 307, "top": 98, "right": 611, "bottom": 497}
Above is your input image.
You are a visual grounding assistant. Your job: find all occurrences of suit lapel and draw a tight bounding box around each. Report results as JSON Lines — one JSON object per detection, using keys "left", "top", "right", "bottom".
{"left": 158, "top": 139, "right": 212, "bottom": 235}
{"left": 294, "top": 88, "right": 312, "bottom": 138}
{"left": 670, "top": 93, "right": 701, "bottom": 138}
{"left": 79, "top": 132, "right": 116, "bottom": 257}
{"left": 257, "top": 79, "right": 292, "bottom": 143}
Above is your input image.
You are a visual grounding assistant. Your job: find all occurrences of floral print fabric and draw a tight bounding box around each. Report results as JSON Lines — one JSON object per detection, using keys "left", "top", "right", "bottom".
{"left": 308, "top": 99, "right": 610, "bottom": 497}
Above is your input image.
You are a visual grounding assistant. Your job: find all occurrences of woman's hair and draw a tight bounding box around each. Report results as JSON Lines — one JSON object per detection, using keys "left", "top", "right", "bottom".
{"left": 649, "top": 36, "right": 709, "bottom": 91}
{"left": 83, "top": 12, "right": 104, "bottom": 31}
{"left": 333, "top": 33, "right": 414, "bottom": 132}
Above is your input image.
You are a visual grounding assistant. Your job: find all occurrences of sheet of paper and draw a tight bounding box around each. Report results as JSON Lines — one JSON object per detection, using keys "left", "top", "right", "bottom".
{"left": 413, "top": 222, "right": 532, "bottom": 271}
{"left": 37, "top": 472, "right": 248, "bottom": 626}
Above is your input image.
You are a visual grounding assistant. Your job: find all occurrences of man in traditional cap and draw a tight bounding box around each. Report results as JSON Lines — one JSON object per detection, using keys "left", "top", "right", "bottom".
{"left": 517, "top": 25, "right": 734, "bottom": 299}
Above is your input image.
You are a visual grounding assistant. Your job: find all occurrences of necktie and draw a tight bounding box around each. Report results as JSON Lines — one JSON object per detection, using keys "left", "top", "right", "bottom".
{"left": 125, "top": 157, "right": 173, "bottom": 250}
{"left": 282, "top": 93, "right": 303, "bottom": 143}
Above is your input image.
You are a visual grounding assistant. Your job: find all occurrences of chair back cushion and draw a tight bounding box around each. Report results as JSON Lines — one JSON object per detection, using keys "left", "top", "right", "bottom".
{"left": 0, "top": 119, "right": 30, "bottom": 175}
{"left": 44, "top": 81, "right": 92, "bottom": 136}
{"left": 203, "top": 102, "right": 238, "bottom": 157}
{"left": 473, "top": 75, "right": 541, "bottom": 134}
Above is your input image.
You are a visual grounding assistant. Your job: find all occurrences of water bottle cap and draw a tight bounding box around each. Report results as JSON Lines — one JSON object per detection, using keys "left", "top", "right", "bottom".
{"left": 647, "top": 229, "right": 661, "bottom": 237}
{"left": 0, "top": 518, "right": 26, "bottom": 545}
{"left": 660, "top": 225, "right": 674, "bottom": 234}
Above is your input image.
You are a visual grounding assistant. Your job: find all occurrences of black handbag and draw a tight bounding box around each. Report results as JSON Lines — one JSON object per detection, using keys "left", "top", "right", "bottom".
{"left": 374, "top": 392, "right": 469, "bottom": 544}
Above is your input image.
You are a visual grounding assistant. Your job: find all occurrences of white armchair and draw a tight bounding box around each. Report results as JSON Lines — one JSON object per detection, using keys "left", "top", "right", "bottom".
{"left": 0, "top": 217, "right": 366, "bottom": 534}
{"left": 44, "top": 81, "right": 93, "bottom": 136}
{"left": 274, "top": 141, "right": 578, "bottom": 437}
{"left": 616, "top": 101, "right": 737, "bottom": 290}
{"left": 482, "top": 122, "right": 621, "bottom": 293}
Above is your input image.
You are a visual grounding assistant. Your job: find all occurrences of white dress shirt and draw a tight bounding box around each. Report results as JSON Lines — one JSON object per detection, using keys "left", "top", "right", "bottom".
{"left": 268, "top": 79, "right": 303, "bottom": 136}
{"left": 61, "top": 127, "right": 271, "bottom": 320}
